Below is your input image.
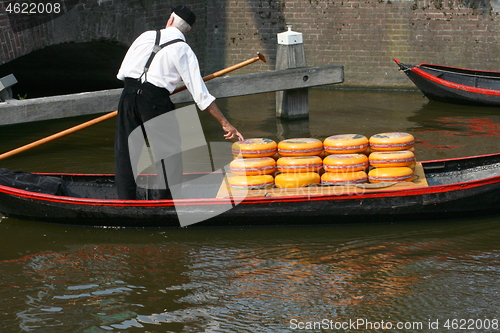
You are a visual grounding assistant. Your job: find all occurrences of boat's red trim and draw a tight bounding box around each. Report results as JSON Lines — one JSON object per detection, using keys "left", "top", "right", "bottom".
{"left": 0, "top": 186, "right": 177, "bottom": 207}
{"left": 412, "top": 67, "right": 500, "bottom": 96}
{"left": 1, "top": 174, "right": 499, "bottom": 208}
{"left": 1, "top": 152, "right": 499, "bottom": 207}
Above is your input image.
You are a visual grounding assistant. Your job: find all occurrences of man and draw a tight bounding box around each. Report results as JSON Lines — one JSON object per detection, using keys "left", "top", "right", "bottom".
{"left": 115, "top": 5, "right": 244, "bottom": 200}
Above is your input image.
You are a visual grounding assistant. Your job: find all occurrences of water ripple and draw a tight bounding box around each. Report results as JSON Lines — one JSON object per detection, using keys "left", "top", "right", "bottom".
{"left": 0, "top": 218, "right": 499, "bottom": 332}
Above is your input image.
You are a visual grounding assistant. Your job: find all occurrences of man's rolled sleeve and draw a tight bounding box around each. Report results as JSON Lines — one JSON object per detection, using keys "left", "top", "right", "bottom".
{"left": 197, "top": 94, "right": 216, "bottom": 111}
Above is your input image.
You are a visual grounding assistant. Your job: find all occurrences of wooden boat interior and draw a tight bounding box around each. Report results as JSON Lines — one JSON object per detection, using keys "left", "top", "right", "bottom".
{"left": 418, "top": 64, "right": 500, "bottom": 90}
{"left": 55, "top": 155, "right": 500, "bottom": 201}
{"left": 420, "top": 63, "right": 500, "bottom": 78}
{"left": 62, "top": 172, "right": 223, "bottom": 201}
{"left": 424, "top": 156, "right": 500, "bottom": 185}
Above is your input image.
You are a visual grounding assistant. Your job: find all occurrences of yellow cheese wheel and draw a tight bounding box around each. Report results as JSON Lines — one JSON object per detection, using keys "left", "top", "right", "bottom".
{"left": 321, "top": 171, "right": 368, "bottom": 185}
{"left": 231, "top": 138, "right": 277, "bottom": 158}
{"left": 227, "top": 175, "right": 275, "bottom": 189}
{"left": 229, "top": 157, "right": 276, "bottom": 176}
{"left": 277, "top": 156, "right": 323, "bottom": 173}
{"left": 323, "top": 134, "right": 369, "bottom": 154}
{"left": 277, "top": 138, "right": 323, "bottom": 156}
{"left": 369, "top": 132, "right": 415, "bottom": 151}
{"left": 323, "top": 153, "right": 368, "bottom": 172}
{"left": 369, "top": 150, "right": 416, "bottom": 168}
{"left": 368, "top": 167, "right": 414, "bottom": 183}
{"left": 275, "top": 172, "right": 320, "bottom": 188}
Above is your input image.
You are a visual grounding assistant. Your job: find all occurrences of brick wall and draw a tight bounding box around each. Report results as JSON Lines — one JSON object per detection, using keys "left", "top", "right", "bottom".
{"left": 1, "top": 0, "right": 499, "bottom": 88}
{"left": 206, "top": 0, "right": 500, "bottom": 87}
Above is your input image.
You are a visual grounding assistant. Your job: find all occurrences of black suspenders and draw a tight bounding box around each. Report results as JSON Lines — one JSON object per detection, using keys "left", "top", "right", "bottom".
{"left": 140, "top": 30, "right": 184, "bottom": 82}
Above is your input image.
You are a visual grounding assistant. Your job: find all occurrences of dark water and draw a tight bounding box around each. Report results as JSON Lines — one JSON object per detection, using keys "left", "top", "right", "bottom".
{"left": 0, "top": 89, "right": 499, "bottom": 332}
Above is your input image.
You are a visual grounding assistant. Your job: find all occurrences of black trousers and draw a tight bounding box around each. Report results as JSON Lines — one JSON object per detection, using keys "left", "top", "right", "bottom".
{"left": 114, "top": 78, "right": 181, "bottom": 200}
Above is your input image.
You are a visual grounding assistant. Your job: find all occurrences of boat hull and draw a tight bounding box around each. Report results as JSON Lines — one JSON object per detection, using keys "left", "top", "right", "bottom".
{"left": 1, "top": 154, "right": 500, "bottom": 227}
{"left": 0, "top": 180, "right": 499, "bottom": 227}
{"left": 394, "top": 59, "right": 500, "bottom": 106}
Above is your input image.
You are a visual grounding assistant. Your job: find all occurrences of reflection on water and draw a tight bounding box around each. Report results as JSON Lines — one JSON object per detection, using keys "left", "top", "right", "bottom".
{"left": 408, "top": 100, "right": 500, "bottom": 158}
{"left": 0, "top": 89, "right": 499, "bottom": 331}
{"left": 0, "top": 218, "right": 499, "bottom": 332}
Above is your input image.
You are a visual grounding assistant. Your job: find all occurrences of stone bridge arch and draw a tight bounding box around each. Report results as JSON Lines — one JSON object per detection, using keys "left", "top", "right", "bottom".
{"left": 0, "top": 0, "right": 208, "bottom": 65}
{"left": 0, "top": 0, "right": 210, "bottom": 97}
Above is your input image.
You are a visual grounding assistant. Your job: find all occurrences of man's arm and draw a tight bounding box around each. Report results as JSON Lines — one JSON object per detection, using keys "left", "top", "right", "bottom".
{"left": 204, "top": 101, "right": 244, "bottom": 141}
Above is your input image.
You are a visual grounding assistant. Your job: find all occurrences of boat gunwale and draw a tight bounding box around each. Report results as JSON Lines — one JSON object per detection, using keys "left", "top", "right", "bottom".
{"left": 0, "top": 153, "right": 499, "bottom": 206}
{"left": 418, "top": 63, "right": 500, "bottom": 79}
{"left": 394, "top": 58, "right": 500, "bottom": 97}
{"left": 394, "top": 58, "right": 500, "bottom": 78}
{"left": 411, "top": 67, "right": 500, "bottom": 96}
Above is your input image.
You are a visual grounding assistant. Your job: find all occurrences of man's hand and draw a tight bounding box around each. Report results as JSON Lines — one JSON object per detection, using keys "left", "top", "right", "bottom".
{"left": 222, "top": 122, "right": 244, "bottom": 141}
{"left": 205, "top": 101, "right": 244, "bottom": 141}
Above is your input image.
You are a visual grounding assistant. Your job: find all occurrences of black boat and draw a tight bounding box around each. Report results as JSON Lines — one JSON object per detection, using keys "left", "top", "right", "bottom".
{"left": 394, "top": 58, "right": 500, "bottom": 106}
{"left": 0, "top": 153, "right": 499, "bottom": 227}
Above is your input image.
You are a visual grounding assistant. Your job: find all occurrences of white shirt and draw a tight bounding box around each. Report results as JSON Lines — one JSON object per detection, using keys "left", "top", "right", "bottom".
{"left": 117, "top": 27, "right": 215, "bottom": 111}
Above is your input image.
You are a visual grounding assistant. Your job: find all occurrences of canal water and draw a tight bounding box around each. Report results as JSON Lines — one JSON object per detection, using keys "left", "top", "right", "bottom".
{"left": 0, "top": 89, "right": 499, "bottom": 332}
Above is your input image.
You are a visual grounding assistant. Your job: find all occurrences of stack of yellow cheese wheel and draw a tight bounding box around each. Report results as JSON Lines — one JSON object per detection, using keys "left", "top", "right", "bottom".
{"left": 321, "top": 153, "right": 368, "bottom": 185}
{"left": 368, "top": 132, "right": 416, "bottom": 183}
{"left": 274, "top": 139, "right": 324, "bottom": 188}
{"left": 232, "top": 138, "right": 277, "bottom": 158}
{"left": 229, "top": 139, "right": 277, "bottom": 189}
{"left": 323, "top": 134, "right": 369, "bottom": 154}
{"left": 229, "top": 157, "right": 276, "bottom": 176}
{"left": 277, "top": 138, "right": 323, "bottom": 157}
{"left": 227, "top": 132, "right": 418, "bottom": 189}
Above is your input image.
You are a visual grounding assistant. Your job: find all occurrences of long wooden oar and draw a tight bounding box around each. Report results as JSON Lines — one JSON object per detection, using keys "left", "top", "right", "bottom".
{"left": 173, "top": 52, "right": 266, "bottom": 94}
{"left": 0, "top": 53, "right": 266, "bottom": 161}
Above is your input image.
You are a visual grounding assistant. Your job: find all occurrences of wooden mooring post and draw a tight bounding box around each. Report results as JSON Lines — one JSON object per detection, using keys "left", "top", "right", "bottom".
{"left": 276, "top": 26, "right": 308, "bottom": 120}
